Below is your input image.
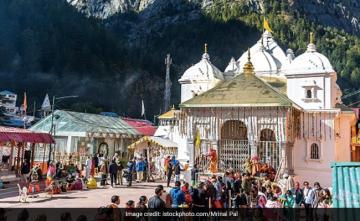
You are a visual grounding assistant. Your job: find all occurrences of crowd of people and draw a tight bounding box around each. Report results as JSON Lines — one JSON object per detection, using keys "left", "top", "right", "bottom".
{"left": 104, "top": 162, "right": 332, "bottom": 211}
{"left": 18, "top": 152, "right": 153, "bottom": 195}
{"left": 18, "top": 152, "right": 333, "bottom": 220}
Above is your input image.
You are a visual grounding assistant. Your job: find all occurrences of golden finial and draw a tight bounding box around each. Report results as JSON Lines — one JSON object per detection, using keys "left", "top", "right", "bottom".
{"left": 310, "top": 32, "right": 315, "bottom": 44}
{"left": 204, "top": 43, "right": 208, "bottom": 54}
{"left": 243, "top": 48, "right": 254, "bottom": 74}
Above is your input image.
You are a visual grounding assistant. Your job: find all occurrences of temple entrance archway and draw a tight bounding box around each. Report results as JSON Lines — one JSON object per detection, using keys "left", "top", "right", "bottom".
{"left": 219, "top": 120, "right": 250, "bottom": 171}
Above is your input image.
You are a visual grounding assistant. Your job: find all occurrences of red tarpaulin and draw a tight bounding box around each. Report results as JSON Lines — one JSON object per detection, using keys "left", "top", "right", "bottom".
{"left": 0, "top": 126, "right": 54, "bottom": 144}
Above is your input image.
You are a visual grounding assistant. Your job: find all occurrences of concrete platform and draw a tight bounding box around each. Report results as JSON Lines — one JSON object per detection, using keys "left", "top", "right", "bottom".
{"left": 0, "top": 180, "right": 171, "bottom": 208}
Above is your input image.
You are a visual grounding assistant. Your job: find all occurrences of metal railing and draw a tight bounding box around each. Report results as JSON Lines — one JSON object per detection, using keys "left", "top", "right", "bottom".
{"left": 257, "top": 141, "right": 282, "bottom": 170}
{"left": 195, "top": 154, "right": 211, "bottom": 173}
{"left": 217, "top": 140, "right": 283, "bottom": 172}
{"left": 219, "top": 139, "right": 250, "bottom": 172}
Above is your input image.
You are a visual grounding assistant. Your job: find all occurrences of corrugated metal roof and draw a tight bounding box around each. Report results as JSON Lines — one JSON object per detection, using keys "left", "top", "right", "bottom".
{"left": 0, "top": 90, "right": 16, "bottom": 95}
{"left": 122, "top": 118, "right": 156, "bottom": 136}
{"left": 30, "top": 110, "right": 139, "bottom": 137}
{"left": 0, "top": 126, "right": 54, "bottom": 143}
{"left": 331, "top": 162, "right": 360, "bottom": 208}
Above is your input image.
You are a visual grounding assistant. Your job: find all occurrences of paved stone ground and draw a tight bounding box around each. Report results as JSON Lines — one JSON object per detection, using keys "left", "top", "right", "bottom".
{"left": 0, "top": 181, "right": 172, "bottom": 208}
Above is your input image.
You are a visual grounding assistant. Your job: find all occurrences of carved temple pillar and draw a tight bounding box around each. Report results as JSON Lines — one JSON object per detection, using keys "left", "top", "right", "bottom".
{"left": 282, "top": 141, "right": 294, "bottom": 175}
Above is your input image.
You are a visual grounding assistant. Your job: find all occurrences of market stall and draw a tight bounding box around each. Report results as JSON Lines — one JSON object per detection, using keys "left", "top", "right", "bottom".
{"left": 0, "top": 126, "right": 54, "bottom": 172}
{"left": 128, "top": 136, "right": 177, "bottom": 180}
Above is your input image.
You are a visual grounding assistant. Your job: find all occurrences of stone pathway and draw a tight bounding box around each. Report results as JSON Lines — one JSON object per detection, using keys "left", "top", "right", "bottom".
{"left": 0, "top": 181, "right": 171, "bottom": 208}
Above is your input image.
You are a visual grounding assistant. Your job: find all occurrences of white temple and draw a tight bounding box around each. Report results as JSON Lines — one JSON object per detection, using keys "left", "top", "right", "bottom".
{"left": 155, "top": 31, "right": 356, "bottom": 187}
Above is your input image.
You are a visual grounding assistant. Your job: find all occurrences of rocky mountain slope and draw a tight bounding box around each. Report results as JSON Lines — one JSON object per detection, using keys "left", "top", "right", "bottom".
{"left": 0, "top": 0, "right": 360, "bottom": 119}
{"left": 67, "top": 0, "right": 360, "bottom": 36}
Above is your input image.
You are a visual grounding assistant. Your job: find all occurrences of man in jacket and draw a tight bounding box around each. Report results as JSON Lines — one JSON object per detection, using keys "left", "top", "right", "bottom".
{"left": 294, "top": 182, "right": 304, "bottom": 208}
{"left": 136, "top": 158, "right": 145, "bottom": 182}
{"left": 174, "top": 161, "right": 181, "bottom": 182}
{"left": 127, "top": 158, "right": 136, "bottom": 187}
{"left": 169, "top": 181, "right": 185, "bottom": 208}
{"left": 191, "top": 182, "right": 208, "bottom": 209}
{"left": 312, "top": 182, "right": 322, "bottom": 208}
{"left": 109, "top": 160, "right": 118, "bottom": 188}
{"left": 158, "top": 185, "right": 172, "bottom": 208}
{"left": 190, "top": 164, "right": 199, "bottom": 187}
{"left": 303, "top": 181, "right": 313, "bottom": 208}
{"left": 166, "top": 160, "right": 173, "bottom": 187}
{"left": 148, "top": 187, "right": 166, "bottom": 209}
{"left": 116, "top": 159, "right": 123, "bottom": 186}
{"left": 21, "top": 160, "right": 30, "bottom": 183}
{"left": 303, "top": 181, "right": 313, "bottom": 220}
{"left": 100, "top": 159, "right": 109, "bottom": 186}
{"left": 136, "top": 158, "right": 145, "bottom": 183}
{"left": 107, "top": 195, "right": 121, "bottom": 221}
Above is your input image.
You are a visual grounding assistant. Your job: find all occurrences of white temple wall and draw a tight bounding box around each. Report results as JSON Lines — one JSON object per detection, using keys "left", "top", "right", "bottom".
{"left": 180, "top": 81, "right": 219, "bottom": 103}
{"left": 287, "top": 75, "right": 335, "bottom": 110}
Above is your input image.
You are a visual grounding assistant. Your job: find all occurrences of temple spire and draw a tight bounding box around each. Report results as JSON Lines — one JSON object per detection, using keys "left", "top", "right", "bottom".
{"left": 310, "top": 32, "right": 315, "bottom": 44}
{"left": 307, "top": 32, "right": 317, "bottom": 52}
{"left": 202, "top": 43, "right": 210, "bottom": 60}
{"left": 243, "top": 48, "right": 254, "bottom": 74}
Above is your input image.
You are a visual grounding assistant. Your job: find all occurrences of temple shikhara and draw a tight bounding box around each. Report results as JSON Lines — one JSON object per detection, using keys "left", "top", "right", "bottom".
{"left": 156, "top": 30, "right": 357, "bottom": 187}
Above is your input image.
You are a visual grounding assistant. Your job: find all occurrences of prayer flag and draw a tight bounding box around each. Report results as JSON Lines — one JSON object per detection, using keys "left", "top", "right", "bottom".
{"left": 263, "top": 17, "right": 273, "bottom": 33}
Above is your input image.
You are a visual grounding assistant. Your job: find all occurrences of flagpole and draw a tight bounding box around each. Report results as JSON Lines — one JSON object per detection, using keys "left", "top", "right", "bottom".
{"left": 23, "top": 92, "right": 27, "bottom": 128}
{"left": 141, "top": 99, "right": 146, "bottom": 120}
{"left": 33, "top": 101, "right": 36, "bottom": 118}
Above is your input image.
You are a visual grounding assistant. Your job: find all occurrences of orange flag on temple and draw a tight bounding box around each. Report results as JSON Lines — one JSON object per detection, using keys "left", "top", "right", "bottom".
{"left": 263, "top": 17, "right": 273, "bottom": 33}
{"left": 23, "top": 92, "right": 27, "bottom": 113}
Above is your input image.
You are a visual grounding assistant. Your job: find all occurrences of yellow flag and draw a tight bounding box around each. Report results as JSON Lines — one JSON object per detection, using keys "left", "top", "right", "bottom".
{"left": 263, "top": 17, "right": 273, "bottom": 33}
{"left": 195, "top": 130, "right": 201, "bottom": 151}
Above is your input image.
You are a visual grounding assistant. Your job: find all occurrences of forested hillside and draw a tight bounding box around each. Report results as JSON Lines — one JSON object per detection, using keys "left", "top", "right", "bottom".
{"left": 0, "top": 0, "right": 359, "bottom": 119}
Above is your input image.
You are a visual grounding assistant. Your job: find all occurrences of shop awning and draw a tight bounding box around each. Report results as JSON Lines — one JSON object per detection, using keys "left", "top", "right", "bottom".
{"left": 0, "top": 126, "right": 54, "bottom": 144}
{"left": 128, "top": 136, "right": 177, "bottom": 149}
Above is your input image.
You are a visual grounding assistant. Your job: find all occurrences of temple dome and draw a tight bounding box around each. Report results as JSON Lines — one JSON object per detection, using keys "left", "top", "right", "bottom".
{"left": 237, "top": 45, "right": 278, "bottom": 75}
{"left": 286, "top": 42, "right": 334, "bottom": 75}
{"left": 225, "top": 57, "right": 238, "bottom": 73}
{"left": 260, "top": 31, "right": 288, "bottom": 68}
{"left": 179, "top": 52, "right": 223, "bottom": 83}
{"left": 234, "top": 31, "right": 288, "bottom": 75}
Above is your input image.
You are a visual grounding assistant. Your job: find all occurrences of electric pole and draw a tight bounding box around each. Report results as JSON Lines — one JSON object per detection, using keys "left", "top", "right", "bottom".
{"left": 164, "top": 54, "right": 172, "bottom": 113}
